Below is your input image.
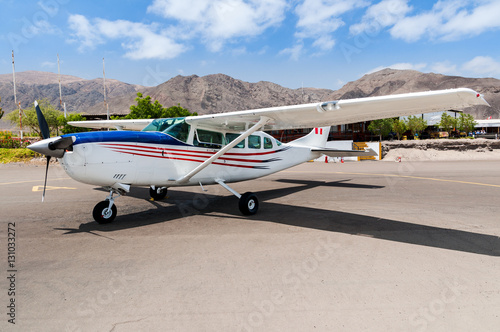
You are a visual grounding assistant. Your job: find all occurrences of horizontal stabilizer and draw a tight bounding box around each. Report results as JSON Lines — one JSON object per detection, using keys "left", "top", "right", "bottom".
{"left": 311, "top": 148, "right": 378, "bottom": 158}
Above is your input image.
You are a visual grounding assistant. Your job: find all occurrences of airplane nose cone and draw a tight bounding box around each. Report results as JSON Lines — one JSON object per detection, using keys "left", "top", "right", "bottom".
{"left": 28, "top": 137, "right": 65, "bottom": 158}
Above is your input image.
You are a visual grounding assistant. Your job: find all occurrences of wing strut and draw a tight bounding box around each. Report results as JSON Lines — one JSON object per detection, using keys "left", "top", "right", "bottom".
{"left": 176, "top": 116, "right": 271, "bottom": 184}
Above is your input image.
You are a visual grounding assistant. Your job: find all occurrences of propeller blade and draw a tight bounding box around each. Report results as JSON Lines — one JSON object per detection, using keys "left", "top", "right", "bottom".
{"left": 42, "top": 156, "right": 51, "bottom": 202}
{"left": 35, "top": 101, "right": 50, "bottom": 140}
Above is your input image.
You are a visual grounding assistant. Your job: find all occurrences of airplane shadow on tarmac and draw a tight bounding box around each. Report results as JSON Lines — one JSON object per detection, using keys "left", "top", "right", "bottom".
{"left": 55, "top": 179, "right": 500, "bottom": 257}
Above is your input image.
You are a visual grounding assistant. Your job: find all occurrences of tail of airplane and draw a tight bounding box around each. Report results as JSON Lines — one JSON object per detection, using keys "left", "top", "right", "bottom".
{"left": 288, "top": 126, "right": 378, "bottom": 159}
{"left": 289, "top": 126, "right": 330, "bottom": 148}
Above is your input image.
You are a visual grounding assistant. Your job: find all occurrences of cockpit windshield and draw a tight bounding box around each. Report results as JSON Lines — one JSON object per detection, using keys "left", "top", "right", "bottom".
{"left": 142, "top": 118, "right": 190, "bottom": 143}
{"left": 142, "top": 118, "right": 180, "bottom": 132}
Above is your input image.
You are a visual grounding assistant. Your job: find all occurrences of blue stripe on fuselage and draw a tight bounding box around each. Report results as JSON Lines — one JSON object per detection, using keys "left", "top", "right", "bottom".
{"left": 63, "top": 131, "right": 191, "bottom": 147}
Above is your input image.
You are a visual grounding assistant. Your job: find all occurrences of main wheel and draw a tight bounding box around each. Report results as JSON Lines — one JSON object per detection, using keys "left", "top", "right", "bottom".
{"left": 150, "top": 186, "right": 168, "bottom": 201}
{"left": 239, "top": 192, "right": 259, "bottom": 215}
{"left": 93, "top": 201, "right": 117, "bottom": 224}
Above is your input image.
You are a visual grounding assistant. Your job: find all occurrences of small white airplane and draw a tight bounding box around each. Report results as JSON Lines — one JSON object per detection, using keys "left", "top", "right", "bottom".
{"left": 28, "top": 88, "right": 488, "bottom": 223}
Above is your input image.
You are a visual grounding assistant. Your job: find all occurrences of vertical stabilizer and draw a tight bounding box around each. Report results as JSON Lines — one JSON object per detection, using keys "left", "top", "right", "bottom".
{"left": 289, "top": 126, "right": 330, "bottom": 148}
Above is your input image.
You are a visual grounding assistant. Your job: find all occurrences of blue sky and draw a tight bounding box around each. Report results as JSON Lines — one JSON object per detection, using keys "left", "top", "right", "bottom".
{"left": 1, "top": 0, "right": 500, "bottom": 90}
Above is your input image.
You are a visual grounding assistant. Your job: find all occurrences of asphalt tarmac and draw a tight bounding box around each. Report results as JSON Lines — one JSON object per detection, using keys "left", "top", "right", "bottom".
{"left": 0, "top": 160, "right": 499, "bottom": 331}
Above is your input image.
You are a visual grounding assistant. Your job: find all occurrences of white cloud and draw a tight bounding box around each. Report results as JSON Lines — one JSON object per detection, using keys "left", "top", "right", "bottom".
{"left": 438, "top": 1, "right": 500, "bottom": 41}
{"left": 279, "top": 43, "right": 304, "bottom": 61}
{"left": 294, "top": 0, "right": 368, "bottom": 51}
{"left": 68, "top": 15, "right": 186, "bottom": 60}
{"left": 96, "top": 19, "right": 186, "bottom": 60}
{"left": 41, "top": 61, "right": 56, "bottom": 68}
{"left": 367, "top": 62, "right": 427, "bottom": 74}
{"left": 365, "top": 57, "right": 500, "bottom": 78}
{"left": 147, "top": 0, "right": 287, "bottom": 51}
{"left": 350, "top": 0, "right": 412, "bottom": 35}
{"left": 390, "top": 0, "right": 500, "bottom": 42}
{"left": 462, "top": 56, "right": 500, "bottom": 77}
{"left": 312, "top": 35, "right": 336, "bottom": 51}
{"left": 231, "top": 47, "right": 247, "bottom": 56}
{"left": 68, "top": 14, "right": 103, "bottom": 51}
{"left": 430, "top": 61, "right": 458, "bottom": 75}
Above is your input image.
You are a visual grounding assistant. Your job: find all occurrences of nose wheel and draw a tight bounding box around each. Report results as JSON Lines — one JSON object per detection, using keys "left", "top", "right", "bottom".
{"left": 93, "top": 201, "right": 117, "bottom": 224}
{"left": 93, "top": 189, "right": 123, "bottom": 224}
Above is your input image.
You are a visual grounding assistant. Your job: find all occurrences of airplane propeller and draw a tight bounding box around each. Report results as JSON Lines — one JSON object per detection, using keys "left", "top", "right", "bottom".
{"left": 36, "top": 100, "right": 50, "bottom": 140}
{"left": 28, "top": 101, "right": 74, "bottom": 202}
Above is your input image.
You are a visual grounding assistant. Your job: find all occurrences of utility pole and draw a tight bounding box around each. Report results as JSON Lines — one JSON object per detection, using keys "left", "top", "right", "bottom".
{"left": 57, "top": 54, "right": 67, "bottom": 118}
{"left": 12, "top": 50, "right": 23, "bottom": 139}
{"left": 103, "top": 58, "right": 109, "bottom": 120}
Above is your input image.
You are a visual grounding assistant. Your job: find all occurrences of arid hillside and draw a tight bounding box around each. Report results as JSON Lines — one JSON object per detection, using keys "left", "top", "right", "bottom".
{"left": 1, "top": 69, "right": 498, "bottom": 122}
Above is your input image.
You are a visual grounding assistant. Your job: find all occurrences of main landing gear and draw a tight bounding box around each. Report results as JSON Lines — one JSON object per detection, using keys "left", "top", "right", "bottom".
{"left": 239, "top": 192, "right": 259, "bottom": 215}
{"left": 215, "top": 179, "right": 259, "bottom": 215}
{"left": 149, "top": 186, "right": 168, "bottom": 201}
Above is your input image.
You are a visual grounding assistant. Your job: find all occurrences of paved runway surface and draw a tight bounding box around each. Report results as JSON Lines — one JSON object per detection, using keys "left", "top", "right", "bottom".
{"left": 0, "top": 160, "right": 499, "bottom": 331}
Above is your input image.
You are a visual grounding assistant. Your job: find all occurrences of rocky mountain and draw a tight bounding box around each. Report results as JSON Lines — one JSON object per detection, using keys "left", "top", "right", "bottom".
{"left": 328, "top": 69, "right": 499, "bottom": 119}
{"left": 140, "top": 74, "right": 332, "bottom": 115}
{"left": 96, "top": 69, "right": 500, "bottom": 118}
{"left": 0, "top": 70, "right": 142, "bottom": 116}
{"left": 1, "top": 69, "right": 499, "bottom": 125}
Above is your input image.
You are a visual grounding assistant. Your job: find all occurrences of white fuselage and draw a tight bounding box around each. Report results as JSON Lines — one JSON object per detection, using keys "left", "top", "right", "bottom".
{"left": 59, "top": 131, "right": 315, "bottom": 189}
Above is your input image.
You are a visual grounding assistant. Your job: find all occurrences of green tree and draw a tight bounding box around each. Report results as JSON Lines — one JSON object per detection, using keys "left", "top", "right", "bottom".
{"left": 125, "top": 92, "right": 197, "bottom": 119}
{"left": 0, "top": 97, "right": 3, "bottom": 120}
{"left": 368, "top": 118, "right": 394, "bottom": 141}
{"left": 438, "top": 112, "right": 456, "bottom": 135}
{"left": 6, "top": 99, "right": 62, "bottom": 138}
{"left": 58, "top": 113, "right": 92, "bottom": 134}
{"left": 165, "top": 104, "right": 197, "bottom": 118}
{"left": 457, "top": 113, "right": 477, "bottom": 136}
{"left": 407, "top": 115, "right": 427, "bottom": 138}
{"left": 392, "top": 118, "right": 408, "bottom": 140}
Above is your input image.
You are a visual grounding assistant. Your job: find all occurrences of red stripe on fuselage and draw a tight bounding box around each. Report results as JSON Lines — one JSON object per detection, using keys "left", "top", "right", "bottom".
{"left": 99, "top": 143, "right": 282, "bottom": 156}
{"left": 106, "top": 145, "right": 272, "bottom": 163}
{"left": 110, "top": 149, "right": 266, "bottom": 169}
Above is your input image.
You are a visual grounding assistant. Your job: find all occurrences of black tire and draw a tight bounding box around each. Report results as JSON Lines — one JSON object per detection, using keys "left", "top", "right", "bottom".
{"left": 93, "top": 201, "right": 117, "bottom": 224}
{"left": 150, "top": 186, "right": 168, "bottom": 201}
{"left": 239, "top": 192, "right": 259, "bottom": 215}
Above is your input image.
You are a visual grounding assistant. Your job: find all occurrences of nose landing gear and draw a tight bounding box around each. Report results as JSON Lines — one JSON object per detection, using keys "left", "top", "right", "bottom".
{"left": 92, "top": 184, "right": 129, "bottom": 224}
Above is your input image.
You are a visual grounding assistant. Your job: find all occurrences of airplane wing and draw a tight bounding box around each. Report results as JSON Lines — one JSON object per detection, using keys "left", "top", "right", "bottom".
{"left": 67, "top": 119, "right": 153, "bottom": 131}
{"left": 185, "top": 88, "right": 489, "bottom": 131}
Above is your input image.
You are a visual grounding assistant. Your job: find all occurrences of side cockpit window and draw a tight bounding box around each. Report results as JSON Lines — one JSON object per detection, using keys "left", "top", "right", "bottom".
{"left": 248, "top": 135, "right": 261, "bottom": 149}
{"left": 194, "top": 129, "right": 225, "bottom": 149}
{"left": 226, "top": 133, "right": 245, "bottom": 148}
{"left": 264, "top": 137, "right": 273, "bottom": 149}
